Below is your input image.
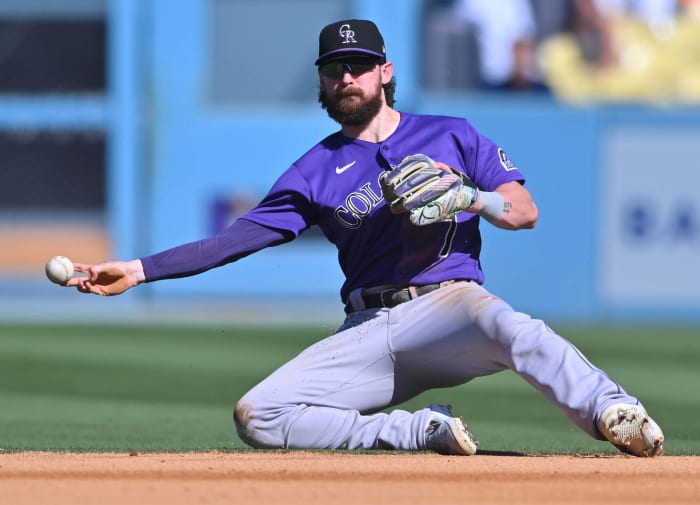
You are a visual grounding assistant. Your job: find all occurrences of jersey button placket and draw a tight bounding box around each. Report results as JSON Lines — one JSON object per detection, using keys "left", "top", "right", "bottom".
{"left": 380, "top": 144, "right": 397, "bottom": 166}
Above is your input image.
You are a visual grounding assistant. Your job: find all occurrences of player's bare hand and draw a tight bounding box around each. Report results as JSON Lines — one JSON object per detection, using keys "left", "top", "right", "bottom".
{"left": 65, "top": 260, "right": 145, "bottom": 296}
{"left": 434, "top": 161, "right": 453, "bottom": 173}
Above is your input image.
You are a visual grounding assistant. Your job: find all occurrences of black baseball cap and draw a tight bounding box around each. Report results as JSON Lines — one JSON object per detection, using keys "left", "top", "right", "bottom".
{"left": 315, "top": 19, "right": 386, "bottom": 65}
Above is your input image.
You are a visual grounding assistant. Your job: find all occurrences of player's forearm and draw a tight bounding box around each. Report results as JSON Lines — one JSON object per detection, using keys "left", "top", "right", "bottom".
{"left": 140, "top": 219, "right": 292, "bottom": 282}
{"left": 470, "top": 182, "right": 538, "bottom": 230}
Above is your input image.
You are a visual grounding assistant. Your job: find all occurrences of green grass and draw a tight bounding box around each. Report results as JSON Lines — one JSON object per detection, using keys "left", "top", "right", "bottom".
{"left": 0, "top": 323, "right": 697, "bottom": 455}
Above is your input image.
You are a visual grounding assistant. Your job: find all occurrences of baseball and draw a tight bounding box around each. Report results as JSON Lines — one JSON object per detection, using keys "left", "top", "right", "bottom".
{"left": 45, "top": 255, "right": 75, "bottom": 285}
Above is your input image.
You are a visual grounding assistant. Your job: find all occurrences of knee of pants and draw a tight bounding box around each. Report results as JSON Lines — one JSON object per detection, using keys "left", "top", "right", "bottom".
{"left": 233, "top": 394, "right": 287, "bottom": 449}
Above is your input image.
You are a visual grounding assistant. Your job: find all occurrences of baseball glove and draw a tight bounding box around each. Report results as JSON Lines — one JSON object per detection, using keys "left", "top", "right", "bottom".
{"left": 379, "top": 154, "right": 479, "bottom": 226}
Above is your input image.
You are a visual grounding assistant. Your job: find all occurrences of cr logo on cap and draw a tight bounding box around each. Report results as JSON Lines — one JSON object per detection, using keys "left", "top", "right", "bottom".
{"left": 339, "top": 24, "right": 357, "bottom": 44}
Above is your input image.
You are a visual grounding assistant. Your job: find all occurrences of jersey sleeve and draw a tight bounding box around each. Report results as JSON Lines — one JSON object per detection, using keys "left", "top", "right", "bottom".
{"left": 462, "top": 120, "right": 525, "bottom": 191}
{"left": 140, "top": 215, "right": 293, "bottom": 282}
{"left": 140, "top": 164, "right": 316, "bottom": 282}
{"left": 242, "top": 163, "right": 318, "bottom": 236}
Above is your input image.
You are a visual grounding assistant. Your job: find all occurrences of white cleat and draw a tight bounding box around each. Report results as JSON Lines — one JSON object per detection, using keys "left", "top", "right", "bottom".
{"left": 424, "top": 404, "right": 478, "bottom": 456}
{"left": 598, "top": 404, "right": 664, "bottom": 457}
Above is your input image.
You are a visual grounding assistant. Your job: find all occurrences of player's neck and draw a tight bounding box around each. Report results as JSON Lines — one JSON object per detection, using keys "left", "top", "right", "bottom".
{"left": 341, "top": 107, "right": 400, "bottom": 143}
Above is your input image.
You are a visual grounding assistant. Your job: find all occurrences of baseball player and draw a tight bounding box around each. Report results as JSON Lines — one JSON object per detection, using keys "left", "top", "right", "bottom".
{"left": 66, "top": 19, "right": 664, "bottom": 457}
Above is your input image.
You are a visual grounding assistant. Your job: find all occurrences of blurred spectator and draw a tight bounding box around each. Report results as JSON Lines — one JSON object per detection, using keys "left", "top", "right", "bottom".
{"left": 593, "top": 0, "right": 679, "bottom": 32}
{"left": 560, "top": 0, "right": 617, "bottom": 69}
{"left": 422, "top": 0, "right": 614, "bottom": 93}
{"left": 447, "top": 0, "right": 547, "bottom": 91}
{"left": 539, "top": 0, "right": 700, "bottom": 103}
{"left": 424, "top": 0, "right": 700, "bottom": 103}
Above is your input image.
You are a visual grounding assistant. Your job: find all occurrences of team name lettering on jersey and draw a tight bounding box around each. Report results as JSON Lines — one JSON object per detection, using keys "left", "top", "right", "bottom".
{"left": 333, "top": 181, "right": 383, "bottom": 229}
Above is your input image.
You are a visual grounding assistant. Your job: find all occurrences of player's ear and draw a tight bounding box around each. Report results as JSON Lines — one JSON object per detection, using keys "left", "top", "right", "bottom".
{"left": 380, "top": 61, "right": 393, "bottom": 85}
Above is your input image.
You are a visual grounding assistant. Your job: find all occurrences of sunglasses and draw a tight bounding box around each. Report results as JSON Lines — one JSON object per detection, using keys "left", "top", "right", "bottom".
{"left": 319, "top": 60, "right": 379, "bottom": 79}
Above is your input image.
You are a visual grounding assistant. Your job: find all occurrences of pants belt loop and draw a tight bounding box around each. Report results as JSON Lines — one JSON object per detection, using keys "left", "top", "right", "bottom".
{"left": 347, "top": 288, "right": 366, "bottom": 312}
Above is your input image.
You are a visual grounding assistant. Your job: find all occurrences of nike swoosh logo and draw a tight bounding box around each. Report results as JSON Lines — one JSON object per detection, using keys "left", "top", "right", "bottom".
{"left": 335, "top": 161, "right": 357, "bottom": 174}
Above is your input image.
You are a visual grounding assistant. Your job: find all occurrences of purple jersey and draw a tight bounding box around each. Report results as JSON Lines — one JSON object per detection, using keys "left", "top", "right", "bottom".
{"left": 141, "top": 112, "right": 524, "bottom": 303}
{"left": 243, "top": 112, "right": 524, "bottom": 301}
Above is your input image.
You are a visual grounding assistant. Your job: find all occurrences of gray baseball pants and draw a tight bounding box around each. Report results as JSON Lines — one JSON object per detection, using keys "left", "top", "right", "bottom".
{"left": 234, "top": 282, "right": 638, "bottom": 450}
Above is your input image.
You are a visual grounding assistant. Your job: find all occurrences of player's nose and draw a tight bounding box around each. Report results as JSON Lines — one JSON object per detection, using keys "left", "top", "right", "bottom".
{"left": 340, "top": 73, "right": 355, "bottom": 85}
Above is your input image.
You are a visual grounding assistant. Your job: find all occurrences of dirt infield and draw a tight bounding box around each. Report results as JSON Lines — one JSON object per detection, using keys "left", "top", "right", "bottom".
{"left": 1, "top": 452, "right": 698, "bottom": 504}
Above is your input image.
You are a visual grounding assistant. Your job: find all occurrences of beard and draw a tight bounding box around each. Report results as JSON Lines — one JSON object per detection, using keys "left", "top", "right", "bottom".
{"left": 319, "top": 81, "right": 383, "bottom": 126}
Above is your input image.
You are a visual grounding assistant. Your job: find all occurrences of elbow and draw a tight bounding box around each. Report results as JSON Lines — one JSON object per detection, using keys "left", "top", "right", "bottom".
{"left": 525, "top": 202, "right": 539, "bottom": 229}
{"left": 517, "top": 202, "right": 538, "bottom": 229}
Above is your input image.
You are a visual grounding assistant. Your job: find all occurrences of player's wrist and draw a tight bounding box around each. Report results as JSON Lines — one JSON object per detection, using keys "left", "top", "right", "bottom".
{"left": 126, "top": 259, "right": 146, "bottom": 284}
{"left": 469, "top": 190, "right": 504, "bottom": 221}
{"left": 459, "top": 185, "right": 479, "bottom": 211}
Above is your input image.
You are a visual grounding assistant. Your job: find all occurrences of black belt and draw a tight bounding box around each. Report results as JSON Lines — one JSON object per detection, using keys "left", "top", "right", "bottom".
{"left": 344, "top": 280, "right": 469, "bottom": 313}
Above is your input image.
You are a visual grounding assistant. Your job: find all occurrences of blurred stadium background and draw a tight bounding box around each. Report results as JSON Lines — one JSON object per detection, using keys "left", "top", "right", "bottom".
{"left": 0, "top": 0, "right": 699, "bottom": 326}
